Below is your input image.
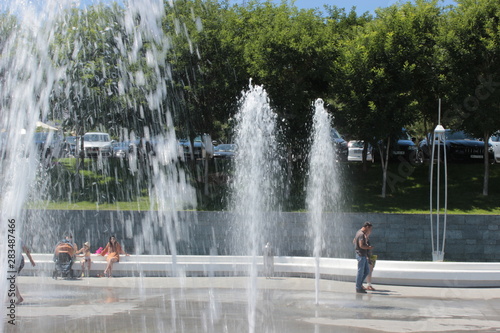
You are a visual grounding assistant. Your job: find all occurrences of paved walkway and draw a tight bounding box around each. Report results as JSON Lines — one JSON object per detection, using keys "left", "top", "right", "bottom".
{"left": 5, "top": 276, "right": 500, "bottom": 332}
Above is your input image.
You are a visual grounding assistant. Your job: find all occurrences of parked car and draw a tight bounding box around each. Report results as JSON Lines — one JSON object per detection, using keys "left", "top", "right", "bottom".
{"left": 113, "top": 141, "right": 134, "bottom": 159}
{"left": 61, "top": 135, "right": 80, "bottom": 157}
{"left": 392, "top": 129, "right": 418, "bottom": 162}
{"left": 348, "top": 140, "right": 374, "bottom": 163}
{"left": 419, "top": 129, "right": 494, "bottom": 163}
{"left": 82, "top": 132, "right": 114, "bottom": 158}
{"left": 178, "top": 135, "right": 213, "bottom": 160}
{"left": 331, "top": 128, "right": 348, "bottom": 161}
{"left": 213, "top": 143, "right": 237, "bottom": 159}
{"left": 179, "top": 137, "right": 203, "bottom": 159}
{"left": 373, "top": 129, "right": 418, "bottom": 163}
{"left": 33, "top": 131, "right": 64, "bottom": 158}
{"left": 489, "top": 132, "right": 500, "bottom": 163}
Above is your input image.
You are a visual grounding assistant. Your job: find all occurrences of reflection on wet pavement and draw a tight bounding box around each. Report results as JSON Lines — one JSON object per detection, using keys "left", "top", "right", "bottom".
{"left": 5, "top": 276, "right": 500, "bottom": 333}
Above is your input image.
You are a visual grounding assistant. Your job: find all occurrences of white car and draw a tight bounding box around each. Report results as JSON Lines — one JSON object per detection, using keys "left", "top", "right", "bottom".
{"left": 83, "top": 132, "right": 114, "bottom": 157}
{"left": 348, "top": 140, "right": 374, "bottom": 162}
{"left": 489, "top": 133, "right": 500, "bottom": 163}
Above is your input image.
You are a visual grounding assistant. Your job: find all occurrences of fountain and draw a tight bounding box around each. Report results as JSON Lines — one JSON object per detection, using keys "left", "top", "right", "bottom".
{"left": 306, "top": 99, "right": 340, "bottom": 305}
{"left": 0, "top": 0, "right": 196, "bottom": 327}
{"left": 1, "top": 1, "right": 288, "bottom": 331}
{"left": 230, "top": 83, "right": 282, "bottom": 332}
{"left": 2, "top": 1, "right": 499, "bottom": 332}
{"left": 1, "top": 0, "right": 68, "bottom": 324}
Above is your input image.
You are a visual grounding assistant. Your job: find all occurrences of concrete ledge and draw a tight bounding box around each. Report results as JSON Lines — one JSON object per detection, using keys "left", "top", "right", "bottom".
{"left": 21, "top": 254, "right": 500, "bottom": 287}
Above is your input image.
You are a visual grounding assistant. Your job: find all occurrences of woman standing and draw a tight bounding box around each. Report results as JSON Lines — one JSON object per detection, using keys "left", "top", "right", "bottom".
{"left": 101, "top": 236, "right": 128, "bottom": 277}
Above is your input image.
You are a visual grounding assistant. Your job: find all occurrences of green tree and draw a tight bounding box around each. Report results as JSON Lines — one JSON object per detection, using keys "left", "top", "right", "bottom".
{"left": 50, "top": 3, "right": 173, "bottom": 139}
{"left": 165, "top": 0, "right": 247, "bottom": 144}
{"left": 230, "top": 1, "right": 336, "bottom": 149}
{"left": 333, "top": 3, "right": 430, "bottom": 197}
{"left": 441, "top": 0, "right": 500, "bottom": 195}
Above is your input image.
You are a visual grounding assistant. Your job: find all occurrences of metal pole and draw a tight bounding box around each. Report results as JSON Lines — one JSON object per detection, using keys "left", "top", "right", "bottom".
{"left": 429, "top": 133, "right": 435, "bottom": 255}
{"left": 431, "top": 99, "right": 446, "bottom": 261}
{"left": 442, "top": 132, "right": 448, "bottom": 255}
{"left": 436, "top": 131, "right": 440, "bottom": 259}
{"left": 436, "top": 100, "right": 441, "bottom": 259}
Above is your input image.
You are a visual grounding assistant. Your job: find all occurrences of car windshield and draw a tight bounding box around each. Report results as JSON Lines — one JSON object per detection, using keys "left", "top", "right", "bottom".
{"left": 114, "top": 142, "right": 130, "bottom": 148}
{"left": 65, "top": 136, "right": 77, "bottom": 144}
{"left": 399, "top": 130, "right": 412, "bottom": 140}
{"left": 215, "top": 144, "right": 236, "bottom": 152}
{"left": 34, "top": 132, "right": 60, "bottom": 142}
{"left": 445, "top": 130, "right": 475, "bottom": 140}
{"left": 34, "top": 132, "right": 49, "bottom": 140}
{"left": 330, "top": 128, "right": 342, "bottom": 140}
{"left": 84, "top": 134, "right": 110, "bottom": 142}
{"left": 349, "top": 141, "right": 364, "bottom": 148}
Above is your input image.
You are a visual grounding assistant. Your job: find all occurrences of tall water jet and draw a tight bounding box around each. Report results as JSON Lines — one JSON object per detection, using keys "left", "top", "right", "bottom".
{"left": 0, "top": 0, "right": 195, "bottom": 328}
{"left": 0, "top": 0, "right": 70, "bottom": 324}
{"left": 231, "top": 84, "right": 282, "bottom": 332}
{"left": 306, "top": 99, "right": 340, "bottom": 305}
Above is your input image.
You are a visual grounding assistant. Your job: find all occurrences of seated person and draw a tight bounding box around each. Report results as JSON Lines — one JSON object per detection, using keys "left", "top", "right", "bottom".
{"left": 54, "top": 239, "right": 76, "bottom": 260}
{"left": 101, "top": 236, "right": 129, "bottom": 278}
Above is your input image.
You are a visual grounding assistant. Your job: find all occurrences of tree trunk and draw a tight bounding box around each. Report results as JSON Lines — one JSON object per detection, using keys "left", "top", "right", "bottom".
{"left": 483, "top": 132, "right": 490, "bottom": 196}
{"left": 380, "top": 138, "right": 391, "bottom": 198}
{"left": 362, "top": 141, "right": 368, "bottom": 172}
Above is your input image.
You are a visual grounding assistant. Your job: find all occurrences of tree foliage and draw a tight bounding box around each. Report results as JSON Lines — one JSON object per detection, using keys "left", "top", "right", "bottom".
{"left": 15, "top": 0, "right": 500, "bottom": 202}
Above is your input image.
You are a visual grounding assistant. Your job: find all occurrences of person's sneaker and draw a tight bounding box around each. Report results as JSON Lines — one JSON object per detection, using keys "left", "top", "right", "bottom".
{"left": 356, "top": 288, "right": 367, "bottom": 294}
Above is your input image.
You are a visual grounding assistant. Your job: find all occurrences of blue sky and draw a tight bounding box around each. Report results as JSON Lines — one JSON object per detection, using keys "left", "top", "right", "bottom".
{"left": 1, "top": 0, "right": 458, "bottom": 18}
{"left": 230, "top": 0, "right": 457, "bottom": 15}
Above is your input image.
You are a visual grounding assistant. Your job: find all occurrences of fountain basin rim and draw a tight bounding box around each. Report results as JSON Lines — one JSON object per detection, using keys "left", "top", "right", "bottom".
{"left": 21, "top": 254, "right": 500, "bottom": 288}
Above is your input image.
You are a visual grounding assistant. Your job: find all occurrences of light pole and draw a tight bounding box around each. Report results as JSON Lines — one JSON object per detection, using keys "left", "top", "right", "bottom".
{"left": 429, "top": 101, "right": 448, "bottom": 261}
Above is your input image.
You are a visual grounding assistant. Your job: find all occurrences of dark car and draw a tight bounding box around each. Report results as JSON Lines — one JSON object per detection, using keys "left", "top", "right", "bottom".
{"left": 391, "top": 129, "right": 418, "bottom": 162}
{"left": 33, "top": 131, "right": 64, "bottom": 158}
{"left": 213, "top": 144, "right": 237, "bottom": 159}
{"left": 62, "top": 136, "right": 80, "bottom": 157}
{"left": 113, "top": 141, "right": 135, "bottom": 159}
{"left": 373, "top": 129, "right": 418, "bottom": 163}
{"left": 178, "top": 136, "right": 204, "bottom": 160}
{"left": 331, "top": 128, "right": 348, "bottom": 162}
{"left": 418, "top": 129, "right": 494, "bottom": 163}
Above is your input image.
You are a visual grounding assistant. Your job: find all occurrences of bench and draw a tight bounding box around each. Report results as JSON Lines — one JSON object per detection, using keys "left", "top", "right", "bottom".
{"left": 19, "top": 254, "right": 500, "bottom": 287}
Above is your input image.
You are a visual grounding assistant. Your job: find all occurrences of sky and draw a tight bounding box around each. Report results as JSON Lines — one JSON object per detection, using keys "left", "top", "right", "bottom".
{"left": 230, "top": 0, "right": 457, "bottom": 15}
{"left": 1, "top": 0, "right": 458, "bottom": 16}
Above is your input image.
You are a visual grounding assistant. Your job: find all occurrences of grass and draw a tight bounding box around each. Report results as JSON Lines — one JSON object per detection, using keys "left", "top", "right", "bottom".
{"left": 27, "top": 197, "right": 152, "bottom": 211}
{"left": 341, "top": 161, "right": 500, "bottom": 214}
{"left": 31, "top": 157, "right": 500, "bottom": 214}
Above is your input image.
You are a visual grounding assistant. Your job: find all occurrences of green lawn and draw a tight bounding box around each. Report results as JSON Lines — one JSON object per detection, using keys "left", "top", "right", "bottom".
{"left": 341, "top": 161, "right": 500, "bottom": 214}
{"left": 32, "top": 158, "right": 500, "bottom": 214}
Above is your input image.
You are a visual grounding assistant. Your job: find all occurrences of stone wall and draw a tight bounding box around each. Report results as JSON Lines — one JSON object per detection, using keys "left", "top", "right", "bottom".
{"left": 23, "top": 210, "right": 500, "bottom": 262}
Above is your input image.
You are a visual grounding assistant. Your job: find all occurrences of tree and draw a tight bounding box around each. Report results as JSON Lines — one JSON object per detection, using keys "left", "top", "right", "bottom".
{"left": 441, "top": 0, "right": 500, "bottom": 195}
{"left": 164, "top": 0, "right": 247, "bottom": 143}
{"left": 50, "top": 3, "right": 174, "bottom": 139}
{"left": 333, "top": 3, "right": 430, "bottom": 197}
{"left": 228, "top": 1, "right": 336, "bottom": 150}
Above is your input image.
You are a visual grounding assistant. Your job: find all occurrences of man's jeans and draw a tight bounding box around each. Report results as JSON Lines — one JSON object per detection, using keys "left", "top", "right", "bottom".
{"left": 355, "top": 254, "right": 370, "bottom": 290}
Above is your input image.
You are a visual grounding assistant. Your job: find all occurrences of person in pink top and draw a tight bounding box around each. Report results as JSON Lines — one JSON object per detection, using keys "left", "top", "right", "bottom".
{"left": 100, "top": 236, "right": 129, "bottom": 277}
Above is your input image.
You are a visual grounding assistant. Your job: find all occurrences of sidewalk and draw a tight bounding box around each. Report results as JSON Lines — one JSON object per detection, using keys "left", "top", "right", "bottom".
{"left": 5, "top": 276, "right": 500, "bottom": 332}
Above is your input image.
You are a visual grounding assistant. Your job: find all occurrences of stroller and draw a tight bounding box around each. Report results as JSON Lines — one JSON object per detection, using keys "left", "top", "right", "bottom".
{"left": 53, "top": 242, "right": 75, "bottom": 279}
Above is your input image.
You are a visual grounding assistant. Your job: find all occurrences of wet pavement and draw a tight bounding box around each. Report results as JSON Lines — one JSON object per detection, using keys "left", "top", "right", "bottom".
{"left": 5, "top": 276, "right": 500, "bottom": 332}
